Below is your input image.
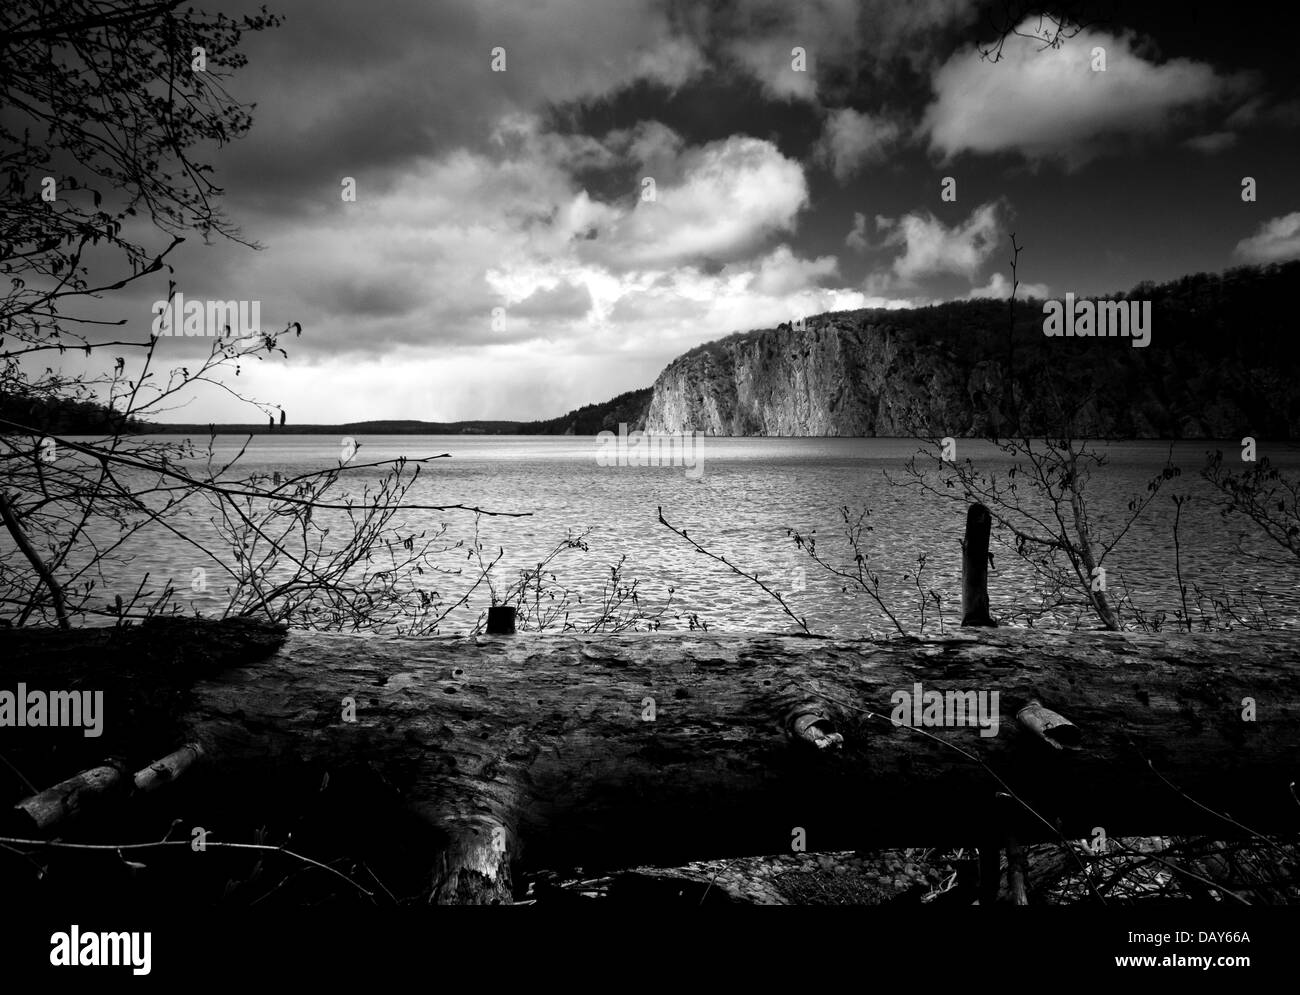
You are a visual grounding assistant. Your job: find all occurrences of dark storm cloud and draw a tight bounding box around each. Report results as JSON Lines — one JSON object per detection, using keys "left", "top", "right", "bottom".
{"left": 205, "top": 0, "right": 992, "bottom": 225}
{"left": 511, "top": 280, "right": 594, "bottom": 320}
{"left": 210, "top": 0, "right": 712, "bottom": 219}
{"left": 22, "top": 0, "right": 1300, "bottom": 424}
{"left": 212, "top": 0, "right": 497, "bottom": 212}
{"left": 318, "top": 273, "right": 427, "bottom": 320}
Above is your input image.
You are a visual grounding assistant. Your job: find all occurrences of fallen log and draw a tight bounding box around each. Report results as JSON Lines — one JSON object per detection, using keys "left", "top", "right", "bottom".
{"left": 14, "top": 744, "right": 206, "bottom": 831}
{"left": 15, "top": 761, "right": 128, "bottom": 831}
{"left": 4, "top": 621, "right": 1300, "bottom": 903}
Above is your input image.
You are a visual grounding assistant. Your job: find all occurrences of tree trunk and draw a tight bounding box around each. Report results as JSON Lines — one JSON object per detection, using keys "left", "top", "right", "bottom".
{"left": 4, "top": 620, "right": 1298, "bottom": 903}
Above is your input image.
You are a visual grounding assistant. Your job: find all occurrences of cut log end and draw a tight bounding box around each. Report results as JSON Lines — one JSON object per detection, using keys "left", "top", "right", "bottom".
{"left": 429, "top": 820, "right": 514, "bottom": 905}
{"left": 788, "top": 706, "right": 844, "bottom": 750}
{"left": 1016, "top": 700, "right": 1081, "bottom": 750}
{"left": 133, "top": 743, "right": 204, "bottom": 793}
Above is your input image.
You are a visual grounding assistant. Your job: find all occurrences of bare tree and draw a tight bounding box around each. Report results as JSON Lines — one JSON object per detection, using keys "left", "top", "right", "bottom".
{"left": 0, "top": 3, "right": 526, "bottom": 630}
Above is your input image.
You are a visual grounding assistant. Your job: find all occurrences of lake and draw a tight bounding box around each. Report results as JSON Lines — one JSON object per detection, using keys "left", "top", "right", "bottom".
{"left": 70, "top": 434, "right": 1300, "bottom": 635}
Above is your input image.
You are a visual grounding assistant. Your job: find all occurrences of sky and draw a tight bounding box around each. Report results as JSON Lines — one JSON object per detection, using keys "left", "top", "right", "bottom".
{"left": 48, "top": 0, "right": 1300, "bottom": 423}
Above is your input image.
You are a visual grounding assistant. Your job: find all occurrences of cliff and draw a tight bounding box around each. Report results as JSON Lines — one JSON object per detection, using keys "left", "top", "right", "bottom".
{"left": 644, "top": 316, "right": 968, "bottom": 436}
{"left": 643, "top": 261, "right": 1300, "bottom": 438}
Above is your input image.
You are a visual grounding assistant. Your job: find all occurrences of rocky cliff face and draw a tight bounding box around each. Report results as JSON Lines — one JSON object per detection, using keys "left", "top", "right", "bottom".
{"left": 644, "top": 316, "right": 1011, "bottom": 437}
{"left": 642, "top": 261, "right": 1300, "bottom": 438}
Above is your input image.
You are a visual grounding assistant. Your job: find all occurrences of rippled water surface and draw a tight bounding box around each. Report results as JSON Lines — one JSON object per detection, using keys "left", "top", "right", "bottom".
{"left": 69, "top": 435, "right": 1300, "bottom": 635}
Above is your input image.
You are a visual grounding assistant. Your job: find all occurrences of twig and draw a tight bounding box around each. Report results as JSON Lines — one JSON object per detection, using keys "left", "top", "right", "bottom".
{"left": 658, "top": 507, "right": 810, "bottom": 634}
{"left": 1140, "top": 755, "right": 1291, "bottom": 856}
{"left": 1107, "top": 838, "right": 1250, "bottom": 905}
{"left": 0, "top": 836, "right": 375, "bottom": 900}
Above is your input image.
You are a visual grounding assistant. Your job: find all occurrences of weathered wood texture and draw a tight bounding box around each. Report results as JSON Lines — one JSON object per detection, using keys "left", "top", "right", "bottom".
{"left": 13, "top": 744, "right": 206, "bottom": 831}
{"left": 4, "top": 621, "right": 1299, "bottom": 903}
{"left": 960, "top": 502, "right": 996, "bottom": 627}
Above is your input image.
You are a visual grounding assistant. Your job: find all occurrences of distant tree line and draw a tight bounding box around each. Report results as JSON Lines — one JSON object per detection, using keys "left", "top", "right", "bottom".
{"left": 515, "top": 387, "right": 654, "bottom": 435}
{"left": 0, "top": 392, "right": 147, "bottom": 435}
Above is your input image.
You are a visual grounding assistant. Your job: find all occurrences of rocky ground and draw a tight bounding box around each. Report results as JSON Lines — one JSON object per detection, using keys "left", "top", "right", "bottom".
{"left": 523, "top": 835, "right": 1300, "bottom": 905}
{"left": 526, "top": 848, "right": 976, "bottom": 905}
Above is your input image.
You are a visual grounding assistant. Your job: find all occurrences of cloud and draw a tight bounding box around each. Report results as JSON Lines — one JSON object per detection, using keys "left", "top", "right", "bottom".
{"left": 98, "top": 112, "right": 883, "bottom": 422}
{"left": 1184, "top": 131, "right": 1237, "bottom": 154}
{"left": 967, "top": 272, "right": 1050, "bottom": 300}
{"left": 876, "top": 202, "right": 1003, "bottom": 285}
{"left": 631, "top": 34, "right": 707, "bottom": 90}
{"left": 510, "top": 280, "right": 594, "bottom": 320}
{"left": 817, "top": 108, "right": 902, "bottom": 181}
{"left": 211, "top": 0, "right": 708, "bottom": 211}
{"left": 579, "top": 135, "right": 810, "bottom": 270}
{"left": 122, "top": 121, "right": 820, "bottom": 362}
{"left": 845, "top": 212, "right": 870, "bottom": 252}
{"left": 716, "top": 0, "right": 976, "bottom": 102}
{"left": 742, "top": 244, "right": 840, "bottom": 296}
{"left": 602, "top": 255, "right": 909, "bottom": 338}
{"left": 1226, "top": 96, "right": 1300, "bottom": 130}
{"left": 603, "top": 120, "right": 687, "bottom": 174}
{"left": 921, "top": 18, "right": 1255, "bottom": 170}
{"left": 1233, "top": 213, "right": 1300, "bottom": 263}
{"left": 725, "top": 35, "right": 821, "bottom": 102}
{"left": 718, "top": 0, "right": 860, "bottom": 102}
{"left": 859, "top": 0, "right": 978, "bottom": 72}
{"left": 316, "top": 273, "right": 428, "bottom": 320}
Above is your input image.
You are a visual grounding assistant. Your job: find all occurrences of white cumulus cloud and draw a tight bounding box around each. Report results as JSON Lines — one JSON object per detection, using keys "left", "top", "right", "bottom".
{"left": 582, "top": 135, "right": 811, "bottom": 271}
{"left": 967, "top": 272, "right": 1051, "bottom": 300}
{"left": 744, "top": 244, "right": 840, "bottom": 296}
{"left": 1233, "top": 213, "right": 1300, "bottom": 263}
{"left": 921, "top": 19, "right": 1254, "bottom": 170}
{"left": 876, "top": 202, "right": 1003, "bottom": 285}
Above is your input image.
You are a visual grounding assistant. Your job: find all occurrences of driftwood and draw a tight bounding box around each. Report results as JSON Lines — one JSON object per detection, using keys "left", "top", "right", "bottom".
{"left": 13, "top": 744, "right": 206, "bottom": 831}
{"left": 4, "top": 620, "right": 1300, "bottom": 904}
